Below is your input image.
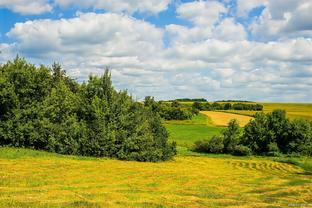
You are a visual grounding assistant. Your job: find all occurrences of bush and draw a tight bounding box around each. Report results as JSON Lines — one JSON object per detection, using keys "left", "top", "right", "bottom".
{"left": 232, "top": 145, "right": 251, "bottom": 156}
{"left": 266, "top": 142, "right": 281, "bottom": 156}
{"left": 194, "top": 136, "right": 224, "bottom": 154}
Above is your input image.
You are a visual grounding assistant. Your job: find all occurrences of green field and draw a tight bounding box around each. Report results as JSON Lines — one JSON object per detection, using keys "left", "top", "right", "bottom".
{"left": 164, "top": 113, "right": 224, "bottom": 147}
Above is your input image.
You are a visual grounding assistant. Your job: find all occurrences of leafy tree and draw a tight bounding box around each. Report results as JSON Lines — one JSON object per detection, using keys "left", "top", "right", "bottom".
{"left": 0, "top": 57, "right": 176, "bottom": 162}
{"left": 266, "top": 110, "right": 290, "bottom": 153}
{"left": 241, "top": 112, "right": 272, "bottom": 154}
{"left": 287, "top": 119, "right": 312, "bottom": 156}
{"left": 222, "top": 119, "right": 241, "bottom": 153}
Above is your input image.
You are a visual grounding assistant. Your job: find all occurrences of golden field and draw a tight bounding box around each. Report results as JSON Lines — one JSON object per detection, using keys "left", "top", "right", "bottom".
{"left": 0, "top": 148, "right": 311, "bottom": 208}
{"left": 200, "top": 111, "right": 253, "bottom": 127}
{"left": 218, "top": 103, "right": 312, "bottom": 121}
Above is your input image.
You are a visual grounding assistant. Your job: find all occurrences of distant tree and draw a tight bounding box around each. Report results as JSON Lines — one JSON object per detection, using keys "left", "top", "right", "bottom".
{"left": 192, "top": 101, "right": 202, "bottom": 110}
{"left": 224, "top": 103, "right": 232, "bottom": 110}
{"left": 171, "top": 100, "right": 180, "bottom": 108}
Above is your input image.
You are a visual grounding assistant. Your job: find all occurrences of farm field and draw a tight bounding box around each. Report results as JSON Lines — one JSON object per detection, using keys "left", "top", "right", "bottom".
{"left": 200, "top": 111, "right": 253, "bottom": 127}
{"left": 219, "top": 103, "right": 312, "bottom": 120}
{"left": 0, "top": 147, "right": 312, "bottom": 208}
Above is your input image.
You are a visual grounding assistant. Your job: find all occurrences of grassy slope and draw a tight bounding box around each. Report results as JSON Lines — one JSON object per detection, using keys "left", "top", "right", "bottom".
{"left": 0, "top": 147, "right": 311, "bottom": 208}
{"left": 164, "top": 113, "right": 224, "bottom": 147}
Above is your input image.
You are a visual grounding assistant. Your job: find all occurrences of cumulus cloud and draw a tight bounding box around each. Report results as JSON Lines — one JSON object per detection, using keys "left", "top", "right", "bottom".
{"left": 54, "top": 0, "right": 171, "bottom": 14}
{"left": 0, "top": 0, "right": 52, "bottom": 15}
{"left": 238, "top": 0, "right": 312, "bottom": 40}
{"left": 176, "top": 0, "right": 227, "bottom": 27}
{"left": 1, "top": 0, "right": 312, "bottom": 101}
{"left": 0, "top": 0, "right": 171, "bottom": 15}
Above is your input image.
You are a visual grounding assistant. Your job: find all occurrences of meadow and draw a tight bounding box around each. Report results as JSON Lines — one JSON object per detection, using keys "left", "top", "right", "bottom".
{"left": 1, "top": 102, "right": 312, "bottom": 207}
{"left": 164, "top": 113, "right": 224, "bottom": 147}
{"left": 0, "top": 147, "right": 311, "bottom": 208}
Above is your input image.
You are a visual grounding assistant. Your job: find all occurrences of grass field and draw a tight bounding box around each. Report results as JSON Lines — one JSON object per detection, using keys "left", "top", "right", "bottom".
{"left": 1, "top": 104, "right": 311, "bottom": 207}
{"left": 165, "top": 113, "right": 224, "bottom": 147}
{"left": 0, "top": 147, "right": 311, "bottom": 208}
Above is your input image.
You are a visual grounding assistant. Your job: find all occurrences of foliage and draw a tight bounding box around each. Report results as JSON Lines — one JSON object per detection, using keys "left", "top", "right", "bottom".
{"left": 146, "top": 98, "right": 196, "bottom": 120}
{"left": 193, "top": 110, "right": 312, "bottom": 157}
{"left": 287, "top": 119, "right": 312, "bottom": 156}
{"left": 242, "top": 110, "right": 312, "bottom": 156}
{"left": 173, "top": 98, "right": 207, "bottom": 102}
{"left": 232, "top": 145, "right": 251, "bottom": 156}
{"left": 191, "top": 102, "right": 263, "bottom": 111}
{"left": 194, "top": 136, "right": 224, "bottom": 154}
{"left": 222, "top": 119, "right": 241, "bottom": 153}
{"left": 0, "top": 57, "right": 176, "bottom": 162}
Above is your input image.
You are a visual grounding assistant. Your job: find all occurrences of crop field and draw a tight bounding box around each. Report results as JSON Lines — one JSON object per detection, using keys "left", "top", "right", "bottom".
{"left": 219, "top": 103, "right": 312, "bottom": 120}
{"left": 0, "top": 147, "right": 311, "bottom": 208}
{"left": 200, "top": 111, "right": 253, "bottom": 127}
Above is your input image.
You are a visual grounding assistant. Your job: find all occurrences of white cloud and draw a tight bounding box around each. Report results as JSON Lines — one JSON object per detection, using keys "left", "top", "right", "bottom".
{"left": 176, "top": 0, "right": 227, "bottom": 27}
{"left": 2, "top": 1, "right": 312, "bottom": 102}
{"left": 0, "top": 0, "right": 171, "bottom": 15}
{"left": 212, "top": 18, "right": 247, "bottom": 41}
{"left": 238, "top": 0, "right": 312, "bottom": 40}
{"left": 54, "top": 0, "right": 171, "bottom": 14}
{"left": 0, "top": 0, "right": 52, "bottom": 15}
{"left": 236, "top": 0, "right": 267, "bottom": 17}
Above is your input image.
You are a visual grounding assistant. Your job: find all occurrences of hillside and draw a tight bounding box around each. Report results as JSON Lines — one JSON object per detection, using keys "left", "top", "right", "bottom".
{"left": 0, "top": 147, "right": 311, "bottom": 207}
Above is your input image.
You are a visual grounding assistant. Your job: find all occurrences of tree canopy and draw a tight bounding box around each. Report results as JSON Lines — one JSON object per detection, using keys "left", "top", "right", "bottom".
{"left": 0, "top": 57, "right": 176, "bottom": 162}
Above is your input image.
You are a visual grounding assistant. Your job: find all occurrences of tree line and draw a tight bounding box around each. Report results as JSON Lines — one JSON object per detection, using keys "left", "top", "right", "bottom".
{"left": 144, "top": 98, "right": 198, "bottom": 120}
{"left": 0, "top": 57, "right": 176, "bottom": 162}
{"left": 192, "top": 101, "right": 263, "bottom": 111}
{"left": 194, "top": 110, "right": 312, "bottom": 156}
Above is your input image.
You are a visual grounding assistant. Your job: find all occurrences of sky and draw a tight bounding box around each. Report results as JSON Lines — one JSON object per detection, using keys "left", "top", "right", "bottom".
{"left": 0, "top": 0, "right": 312, "bottom": 102}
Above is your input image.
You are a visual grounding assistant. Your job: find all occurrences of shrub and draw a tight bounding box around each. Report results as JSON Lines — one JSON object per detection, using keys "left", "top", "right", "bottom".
{"left": 266, "top": 142, "right": 280, "bottom": 156}
{"left": 232, "top": 145, "right": 251, "bottom": 156}
{"left": 194, "top": 136, "right": 224, "bottom": 154}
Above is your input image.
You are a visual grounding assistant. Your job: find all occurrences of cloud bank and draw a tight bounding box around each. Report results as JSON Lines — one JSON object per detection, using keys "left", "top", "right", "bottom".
{"left": 1, "top": 0, "right": 312, "bottom": 101}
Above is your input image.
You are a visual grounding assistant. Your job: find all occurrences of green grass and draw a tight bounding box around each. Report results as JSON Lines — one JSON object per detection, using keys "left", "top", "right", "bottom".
{"left": 164, "top": 113, "right": 224, "bottom": 147}
{"left": 166, "top": 124, "right": 223, "bottom": 147}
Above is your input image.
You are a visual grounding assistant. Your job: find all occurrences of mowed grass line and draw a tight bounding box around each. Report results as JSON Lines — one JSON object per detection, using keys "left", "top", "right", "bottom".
{"left": 200, "top": 111, "right": 253, "bottom": 127}
{"left": 0, "top": 147, "right": 311, "bottom": 208}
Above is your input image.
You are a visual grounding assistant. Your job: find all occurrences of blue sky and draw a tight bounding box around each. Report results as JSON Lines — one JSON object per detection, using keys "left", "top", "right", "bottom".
{"left": 0, "top": 0, "right": 312, "bottom": 102}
